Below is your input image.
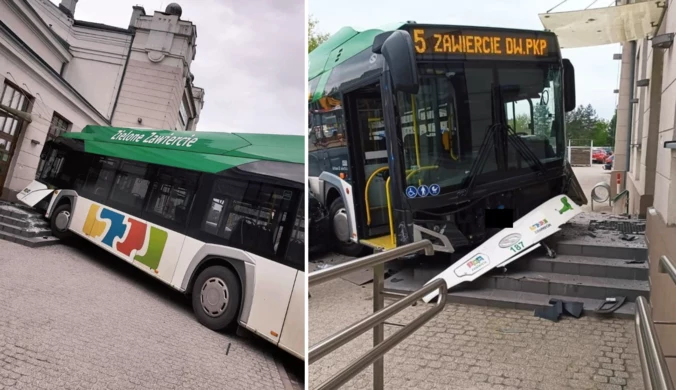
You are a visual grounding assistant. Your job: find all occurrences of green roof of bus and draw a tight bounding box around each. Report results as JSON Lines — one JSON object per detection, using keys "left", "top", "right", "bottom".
{"left": 61, "top": 125, "right": 303, "bottom": 174}
{"left": 308, "top": 22, "right": 405, "bottom": 82}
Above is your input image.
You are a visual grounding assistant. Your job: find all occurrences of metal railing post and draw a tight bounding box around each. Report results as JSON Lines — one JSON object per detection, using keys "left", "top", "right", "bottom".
{"left": 308, "top": 240, "right": 446, "bottom": 390}
{"left": 373, "top": 262, "right": 385, "bottom": 390}
{"left": 659, "top": 256, "right": 676, "bottom": 285}
{"left": 635, "top": 296, "right": 674, "bottom": 390}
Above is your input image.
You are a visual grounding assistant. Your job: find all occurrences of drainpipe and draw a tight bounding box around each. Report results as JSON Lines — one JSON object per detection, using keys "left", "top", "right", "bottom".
{"left": 625, "top": 40, "right": 636, "bottom": 191}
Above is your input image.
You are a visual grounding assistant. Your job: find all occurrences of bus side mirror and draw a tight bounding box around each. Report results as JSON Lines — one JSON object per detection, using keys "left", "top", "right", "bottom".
{"left": 563, "top": 58, "right": 576, "bottom": 112}
{"left": 373, "top": 30, "right": 419, "bottom": 94}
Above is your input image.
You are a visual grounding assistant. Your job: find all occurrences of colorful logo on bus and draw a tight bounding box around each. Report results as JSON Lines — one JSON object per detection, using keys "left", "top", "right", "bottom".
{"left": 83, "top": 204, "right": 168, "bottom": 271}
{"left": 529, "top": 218, "right": 551, "bottom": 234}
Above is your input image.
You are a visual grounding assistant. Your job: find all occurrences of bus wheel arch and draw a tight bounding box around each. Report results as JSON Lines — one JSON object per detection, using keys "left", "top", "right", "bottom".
{"left": 50, "top": 198, "right": 74, "bottom": 240}
{"left": 328, "top": 197, "right": 365, "bottom": 257}
{"left": 188, "top": 257, "right": 245, "bottom": 332}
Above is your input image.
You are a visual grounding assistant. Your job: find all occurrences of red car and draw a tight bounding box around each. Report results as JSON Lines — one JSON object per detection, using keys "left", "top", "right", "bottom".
{"left": 592, "top": 149, "right": 607, "bottom": 163}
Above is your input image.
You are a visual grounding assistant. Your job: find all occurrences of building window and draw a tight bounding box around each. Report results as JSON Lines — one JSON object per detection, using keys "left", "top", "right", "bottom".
{"left": 49, "top": 113, "right": 71, "bottom": 141}
{"left": 0, "top": 81, "right": 30, "bottom": 142}
{"left": 179, "top": 100, "right": 188, "bottom": 128}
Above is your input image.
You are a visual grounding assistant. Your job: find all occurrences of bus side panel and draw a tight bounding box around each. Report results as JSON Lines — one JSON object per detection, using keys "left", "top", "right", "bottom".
{"left": 69, "top": 197, "right": 186, "bottom": 285}
{"left": 278, "top": 271, "right": 305, "bottom": 360}
{"left": 245, "top": 255, "right": 297, "bottom": 345}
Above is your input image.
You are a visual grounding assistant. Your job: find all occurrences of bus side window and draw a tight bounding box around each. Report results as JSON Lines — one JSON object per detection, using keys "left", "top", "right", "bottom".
{"left": 143, "top": 167, "right": 199, "bottom": 232}
{"left": 82, "top": 156, "right": 119, "bottom": 203}
{"left": 108, "top": 161, "right": 150, "bottom": 216}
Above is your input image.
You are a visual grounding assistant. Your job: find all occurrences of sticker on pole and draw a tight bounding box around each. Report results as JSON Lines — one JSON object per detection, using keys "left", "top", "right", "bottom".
{"left": 406, "top": 186, "right": 418, "bottom": 198}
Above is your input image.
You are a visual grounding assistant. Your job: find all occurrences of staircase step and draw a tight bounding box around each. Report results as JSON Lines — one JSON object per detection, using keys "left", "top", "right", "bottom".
{"left": 0, "top": 229, "right": 60, "bottom": 248}
{"left": 0, "top": 220, "right": 51, "bottom": 238}
{"left": 446, "top": 288, "right": 636, "bottom": 319}
{"left": 383, "top": 269, "right": 637, "bottom": 319}
{"left": 520, "top": 255, "right": 649, "bottom": 280}
{"left": 553, "top": 239, "right": 647, "bottom": 260}
{"left": 476, "top": 270, "right": 649, "bottom": 301}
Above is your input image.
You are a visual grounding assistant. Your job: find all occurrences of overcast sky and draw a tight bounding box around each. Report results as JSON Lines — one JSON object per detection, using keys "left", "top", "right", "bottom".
{"left": 310, "top": 0, "right": 621, "bottom": 121}
{"left": 53, "top": 0, "right": 305, "bottom": 135}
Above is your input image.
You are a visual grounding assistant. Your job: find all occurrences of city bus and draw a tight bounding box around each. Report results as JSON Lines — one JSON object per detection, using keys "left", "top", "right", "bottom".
{"left": 308, "top": 22, "right": 587, "bottom": 256}
{"left": 17, "top": 125, "right": 305, "bottom": 360}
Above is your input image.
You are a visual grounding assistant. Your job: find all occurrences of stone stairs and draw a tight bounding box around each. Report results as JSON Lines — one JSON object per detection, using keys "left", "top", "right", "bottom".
{"left": 384, "top": 215, "right": 649, "bottom": 319}
{"left": 0, "top": 202, "right": 60, "bottom": 248}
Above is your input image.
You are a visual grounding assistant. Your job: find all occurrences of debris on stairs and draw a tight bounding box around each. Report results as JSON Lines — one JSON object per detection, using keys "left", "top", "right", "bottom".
{"left": 0, "top": 201, "right": 59, "bottom": 248}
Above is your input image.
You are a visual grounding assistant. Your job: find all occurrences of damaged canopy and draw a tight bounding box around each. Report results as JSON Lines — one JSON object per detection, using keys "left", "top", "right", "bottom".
{"left": 539, "top": 0, "right": 665, "bottom": 48}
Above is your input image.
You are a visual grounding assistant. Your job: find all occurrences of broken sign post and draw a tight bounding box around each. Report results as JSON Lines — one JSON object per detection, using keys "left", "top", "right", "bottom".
{"left": 422, "top": 195, "right": 583, "bottom": 303}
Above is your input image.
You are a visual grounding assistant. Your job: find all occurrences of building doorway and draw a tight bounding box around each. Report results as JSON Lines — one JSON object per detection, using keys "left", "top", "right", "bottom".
{"left": 0, "top": 81, "right": 31, "bottom": 195}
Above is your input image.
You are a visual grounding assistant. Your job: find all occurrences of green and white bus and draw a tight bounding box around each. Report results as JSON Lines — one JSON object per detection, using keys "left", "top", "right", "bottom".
{"left": 18, "top": 125, "right": 305, "bottom": 360}
{"left": 308, "top": 23, "right": 587, "bottom": 256}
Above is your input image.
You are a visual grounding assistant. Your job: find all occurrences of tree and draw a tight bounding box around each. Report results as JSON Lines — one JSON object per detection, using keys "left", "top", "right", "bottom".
{"left": 565, "top": 104, "right": 599, "bottom": 142}
{"left": 512, "top": 113, "right": 530, "bottom": 133}
{"left": 309, "top": 16, "right": 330, "bottom": 53}
{"left": 607, "top": 110, "right": 617, "bottom": 146}
{"left": 533, "top": 104, "right": 552, "bottom": 136}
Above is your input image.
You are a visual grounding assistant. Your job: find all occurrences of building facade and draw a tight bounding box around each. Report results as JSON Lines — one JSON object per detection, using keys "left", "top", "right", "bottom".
{"left": 612, "top": 0, "right": 676, "bottom": 379}
{"left": 0, "top": 0, "right": 205, "bottom": 201}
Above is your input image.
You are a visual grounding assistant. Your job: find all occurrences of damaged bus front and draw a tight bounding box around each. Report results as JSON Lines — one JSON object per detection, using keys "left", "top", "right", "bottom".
{"left": 308, "top": 22, "right": 586, "bottom": 255}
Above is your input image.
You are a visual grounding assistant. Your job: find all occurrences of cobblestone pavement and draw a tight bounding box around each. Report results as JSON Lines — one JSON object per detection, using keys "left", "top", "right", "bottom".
{"left": 309, "top": 254, "right": 644, "bottom": 390}
{"left": 0, "top": 239, "right": 302, "bottom": 390}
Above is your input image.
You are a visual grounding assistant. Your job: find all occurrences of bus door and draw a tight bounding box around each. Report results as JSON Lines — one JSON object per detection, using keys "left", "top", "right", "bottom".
{"left": 343, "top": 84, "right": 393, "bottom": 248}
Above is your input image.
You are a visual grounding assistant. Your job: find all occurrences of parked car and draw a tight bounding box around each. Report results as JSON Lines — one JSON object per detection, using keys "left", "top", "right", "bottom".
{"left": 592, "top": 148, "right": 607, "bottom": 164}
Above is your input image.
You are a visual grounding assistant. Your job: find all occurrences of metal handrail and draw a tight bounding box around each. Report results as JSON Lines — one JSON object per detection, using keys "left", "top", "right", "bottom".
{"left": 309, "top": 240, "right": 447, "bottom": 390}
{"left": 309, "top": 240, "right": 434, "bottom": 286}
{"left": 635, "top": 296, "right": 674, "bottom": 390}
{"left": 659, "top": 256, "right": 676, "bottom": 286}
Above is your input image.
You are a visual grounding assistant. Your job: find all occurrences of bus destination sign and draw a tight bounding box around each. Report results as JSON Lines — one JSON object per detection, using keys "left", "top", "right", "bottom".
{"left": 409, "top": 27, "right": 556, "bottom": 59}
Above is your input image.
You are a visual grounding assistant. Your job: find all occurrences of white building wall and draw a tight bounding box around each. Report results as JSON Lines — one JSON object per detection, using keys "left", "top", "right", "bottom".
{"left": 112, "top": 12, "right": 197, "bottom": 130}
{"left": 0, "top": 0, "right": 67, "bottom": 73}
{"left": 654, "top": 0, "right": 676, "bottom": 225}
{"left": 0, "top": 27, "right": 107, "bottom": 196}
{"left": 27, "top": 0, "right": 133, "bottom": 119}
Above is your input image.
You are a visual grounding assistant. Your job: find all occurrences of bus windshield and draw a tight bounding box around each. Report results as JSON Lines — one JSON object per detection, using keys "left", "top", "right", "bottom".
{"left": 397, "top": 62, "right": 564, "bottom": 195}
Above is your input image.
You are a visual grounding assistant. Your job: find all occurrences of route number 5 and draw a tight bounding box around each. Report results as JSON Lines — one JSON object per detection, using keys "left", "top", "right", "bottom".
{"left": 413, "top": 29, "right": 426, "bottom": 54}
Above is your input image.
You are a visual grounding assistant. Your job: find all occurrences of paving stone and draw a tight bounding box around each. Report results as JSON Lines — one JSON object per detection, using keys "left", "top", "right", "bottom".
{"left": 0, "top": 240, "right": 298, "bottom": 389}
{"left": 309, "top": 253, "right": 645, "bottom": 389}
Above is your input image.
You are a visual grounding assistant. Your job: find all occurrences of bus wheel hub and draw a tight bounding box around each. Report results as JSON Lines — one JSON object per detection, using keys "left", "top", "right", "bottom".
{"left": 55, "top": 210, "right": 70, "bottom": 231}
{"left": 200, "top": 277, "right": 229, "bottom": 317}
{"left": 333, "top": 208, "right": 349, "bottom": 242}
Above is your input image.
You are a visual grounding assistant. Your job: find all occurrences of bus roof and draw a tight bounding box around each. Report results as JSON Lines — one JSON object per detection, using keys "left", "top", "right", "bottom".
{"left": 61, "top": 125, "right": 303, "bottom": 174}
{"left": 308, "top": 22, "right": 558, "bottom": 83}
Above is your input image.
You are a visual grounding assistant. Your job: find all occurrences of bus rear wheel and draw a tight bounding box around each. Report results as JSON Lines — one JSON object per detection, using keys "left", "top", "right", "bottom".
{"left": 191, "top": 265, "right": 241, "bottom": 332}
{"left": 329, "top": 198, "right": 366, "bottom": 257}
{"left": 50, "top": 203, "right": 73, "bottom": 240}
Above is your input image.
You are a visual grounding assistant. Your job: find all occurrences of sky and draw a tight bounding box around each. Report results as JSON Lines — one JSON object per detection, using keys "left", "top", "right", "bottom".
{"left": 52, "top": 0, "right": 305, "bottom": 135}
{"left": 310, "top": 0, "right": 621, "bottom": 121}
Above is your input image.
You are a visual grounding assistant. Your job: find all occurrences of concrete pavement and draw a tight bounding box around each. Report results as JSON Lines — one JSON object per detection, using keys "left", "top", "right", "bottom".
{"left": 309, "top": 253, "right": 644, "bottom": 390}
{"left": 0, "top": 239, "right": 301, "bottom": 390}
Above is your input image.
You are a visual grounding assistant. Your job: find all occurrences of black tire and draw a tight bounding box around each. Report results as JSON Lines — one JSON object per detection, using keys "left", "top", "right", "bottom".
{"left": 50, "top": 203, "right": 73, "bottom": 240}
{"left": 191, "top": 265, "right": 241, "bottom": 332}
{"left": 329, "top": 198, "right": 366, "bottom": 257}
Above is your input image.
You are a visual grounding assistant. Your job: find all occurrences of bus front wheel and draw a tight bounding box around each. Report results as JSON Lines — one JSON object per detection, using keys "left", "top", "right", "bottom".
{"left": 50, "top": 203, "right": 73, "bottom": 240}
{"left": 329, "top": 198, "right": 365, "bottom": 257}
{"left": 191, "top": 265, "right": 241, "bottom": 332}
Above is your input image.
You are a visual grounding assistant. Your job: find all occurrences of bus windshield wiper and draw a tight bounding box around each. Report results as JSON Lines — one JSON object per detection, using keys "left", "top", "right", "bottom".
{"left": 504, "top": 123, "right": 547, "bottom": 175}
{"left": 459, "top": 123, "right": 500, "bottom": 199}
{"left": 460, "top": 122, "right": 547, "bottom": 199}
